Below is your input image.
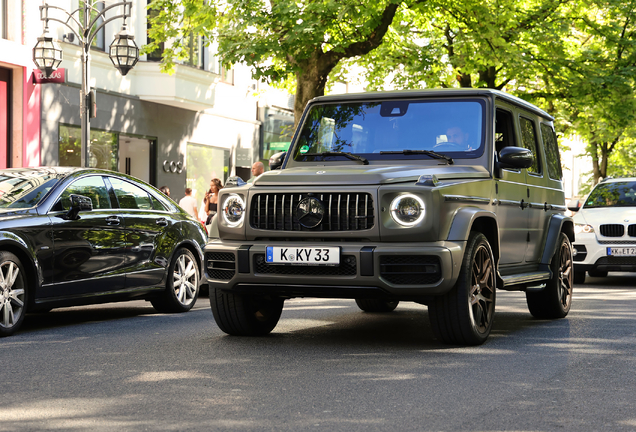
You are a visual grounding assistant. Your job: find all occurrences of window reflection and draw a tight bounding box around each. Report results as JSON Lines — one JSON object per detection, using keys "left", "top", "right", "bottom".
{"left": 59, "top": 125, "right": 118, "bottom": 170}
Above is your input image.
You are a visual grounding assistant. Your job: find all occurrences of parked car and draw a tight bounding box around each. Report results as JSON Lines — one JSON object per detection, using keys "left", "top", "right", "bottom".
{"left": 0, "top": 167, "right": 207, "bottom": 337}
{"left": 569, "top": 177, "right": 636, "bottom": 284}
{"left": 205, "top": 88, "right": 574, "bottom": 345}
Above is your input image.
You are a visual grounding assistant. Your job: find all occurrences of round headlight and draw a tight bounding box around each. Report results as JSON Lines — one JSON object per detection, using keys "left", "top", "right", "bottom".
{"left": 390, "top": 194, "right": 425, "bottom": 227}
{"left": 222, "top": 194, "right": 245, "bottom": 227}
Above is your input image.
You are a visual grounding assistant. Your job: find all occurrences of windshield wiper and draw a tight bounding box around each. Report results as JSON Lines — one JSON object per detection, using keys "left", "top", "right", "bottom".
{"left": 379, "top": 149, "right": 454, "bottom": 164}
{"left": 303, "top": 152, "right": 369, "bottom": 165}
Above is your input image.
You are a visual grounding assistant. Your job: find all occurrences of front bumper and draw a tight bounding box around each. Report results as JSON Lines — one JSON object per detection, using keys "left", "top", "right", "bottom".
{"left": 573, "top": 232, "right": 636, "bottom": 272}
{"left": 204, "top": 240, "right": 465, "bottom": 300}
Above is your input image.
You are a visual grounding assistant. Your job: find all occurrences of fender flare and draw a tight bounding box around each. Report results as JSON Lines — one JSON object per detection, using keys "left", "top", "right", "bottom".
{"left": 447, "top": 207, "right": 500, "bottom": 261}
{"left": 541, "top": 214, "right": 574, "bottom": 266}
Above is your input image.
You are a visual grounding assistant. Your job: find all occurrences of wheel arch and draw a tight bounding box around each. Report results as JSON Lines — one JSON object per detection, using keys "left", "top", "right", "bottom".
{"left": 541, "top": 214, "right": 574, "bottom": 266}
{"left": 447, "top": 208, "right": 500, "bottom": 263}
{"left": 0, "top": 238, "right": 41, "bottom": 310}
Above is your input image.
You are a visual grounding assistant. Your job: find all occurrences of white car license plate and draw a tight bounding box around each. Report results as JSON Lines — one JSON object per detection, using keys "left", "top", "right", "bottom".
{"left": 266, "top": 246, "right": 340, "bottom": 265}
{"left": 607, "top": 247, "right": 636, "bottom": 256}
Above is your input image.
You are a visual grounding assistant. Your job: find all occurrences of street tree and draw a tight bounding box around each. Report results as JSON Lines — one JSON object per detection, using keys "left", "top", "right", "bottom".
{"left": 145, "top": 0, "right": 407, "bottom": 124}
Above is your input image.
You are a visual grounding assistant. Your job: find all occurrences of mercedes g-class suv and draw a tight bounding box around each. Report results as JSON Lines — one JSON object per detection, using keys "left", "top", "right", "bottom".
{"left": 205, "top": 89, "right": 574, "bottom": 345}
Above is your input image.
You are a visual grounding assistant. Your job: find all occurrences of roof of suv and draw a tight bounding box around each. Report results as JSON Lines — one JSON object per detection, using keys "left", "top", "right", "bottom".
{"left": 311, "top": 88, "right": 553, "bottom": 121}
{"left": 599, "top": 177, "right": 636, "bottom": 183}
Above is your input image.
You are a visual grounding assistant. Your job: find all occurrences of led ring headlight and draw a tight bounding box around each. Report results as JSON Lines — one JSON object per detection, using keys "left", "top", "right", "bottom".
{"left": 390, "top": 194, "right": 425, "bottom": 227}
{"left": 222, "top": 193, "right": 245, "bottom": 227}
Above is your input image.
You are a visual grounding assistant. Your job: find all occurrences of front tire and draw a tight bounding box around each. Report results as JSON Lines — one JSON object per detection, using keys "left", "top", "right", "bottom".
{"left": 355, "top": 299, "right": 399, "bottom": 312}
{"left": 588, "top": 269, "right": 608, "bottom": 278}
{"left": 573, "top": 269, "right": 586, "bottom": 285}
{"left": 210, "top": 286, "right": 283, "bottom": 336}
{"left": 526, "top": 233, "right": 573, "bottom": 319}
{"left": 151, "top": 248, "right": 200, "bottom": 313}
{"left": 0, "top": 252, "right": 27, "bottom": 337}
{"left": 429, "top": 232, "right": 496, "bottom": 345}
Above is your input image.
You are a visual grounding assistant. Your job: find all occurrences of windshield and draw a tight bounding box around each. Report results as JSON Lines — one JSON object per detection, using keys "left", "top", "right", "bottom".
{"left": 584, "top": 181, "right": 636, "bottom": 208}
{"left": 0, "top": 170, "right": 62, "bottom": 209}
{"left": 293, "top": 99, "right": 485, "bottom": 162}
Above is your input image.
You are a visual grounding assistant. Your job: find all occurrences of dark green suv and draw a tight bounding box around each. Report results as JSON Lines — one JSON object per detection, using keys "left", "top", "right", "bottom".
{"left": 205, "top": 89, "right": 574, "bottom": 345}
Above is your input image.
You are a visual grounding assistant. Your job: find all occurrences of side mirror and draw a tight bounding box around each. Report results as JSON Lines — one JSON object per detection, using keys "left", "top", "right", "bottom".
{"left": 224, "top": 176, "right": 247, "bottom": 188}
{"left": 269, "top": 151, "right": 287, "bottom": 170}
{"left": 498, "top": 146, "right": 534, "bottom": 169}
{"left": 65, "top": 194, "right": 93, "bottom": 220}
{"left": 567, "top": 199, "right": 581, "bottom": 212}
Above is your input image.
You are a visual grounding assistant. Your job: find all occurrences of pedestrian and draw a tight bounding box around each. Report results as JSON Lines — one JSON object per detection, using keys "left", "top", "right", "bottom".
{"left": 251, "top": 161, "right": 264, "bottom": 178}
{"left": 159, "top": 186, "right": 170, "bottom": 197}
{"left": 178, "top": 187, "right": 198, "bottom": 218}
{"left": 203, "top": 178, "right": 223, "bottom": 224}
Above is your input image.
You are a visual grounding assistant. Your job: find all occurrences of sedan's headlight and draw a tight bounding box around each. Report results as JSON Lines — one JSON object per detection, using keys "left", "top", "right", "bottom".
{"left": 390, "top": 194, "right": 425, "bottom": 227}
{"left": 222, "top": 194, "right": 245, "bottom": 227}
{"left": 574, "top": 223, "right": 594, "bottom": 234}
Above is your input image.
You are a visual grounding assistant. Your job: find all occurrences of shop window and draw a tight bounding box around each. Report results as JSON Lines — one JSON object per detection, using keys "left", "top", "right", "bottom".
{"left": 146, "top": 0, "right": 164, "bottom": 61}
{"left": 261, "top": 108, "right": 294, "bottom": 162}
{"left": 185, "top": 143, "right": 229, "bottom": 215}
{"left": 1, "top": 0, "right": 6, "bottom": 40}
{"left": 59, "top": 124, "right": 118, "bottom": 170}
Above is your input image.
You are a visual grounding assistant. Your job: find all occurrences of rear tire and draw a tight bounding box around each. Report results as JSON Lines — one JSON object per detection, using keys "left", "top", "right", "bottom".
{"left": 0, "top": 252, "right": 27, "bottom": 337}
{"left": 573, "top": 269, "right": 586, "bottom": 285}
{"left": 526, "top": 233, "right": 573, "bottom": 319}
{"left": 587, "top": 269, "right": 608, "bottom": 278}
{"left": 355, "top": 299, "right": 399, "bottom": 312}
{"left": 429, "top": 232, "right": 496, "bottom": 345}
{"left": 210, "top": 286, "right": 283, "bottom": 336}
{"left": 151, "top": 248, "right": 200, "bottom": 313}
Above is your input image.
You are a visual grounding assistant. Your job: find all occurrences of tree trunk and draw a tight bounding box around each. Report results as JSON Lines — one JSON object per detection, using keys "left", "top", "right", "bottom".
{"left": 293, "top": 52, "right": 332, "bottom": 128}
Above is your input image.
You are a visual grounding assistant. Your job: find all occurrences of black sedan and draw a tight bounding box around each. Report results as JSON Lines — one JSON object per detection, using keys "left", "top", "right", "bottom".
{"left": 0, "top": 167, "right": 207, "bottom": 337}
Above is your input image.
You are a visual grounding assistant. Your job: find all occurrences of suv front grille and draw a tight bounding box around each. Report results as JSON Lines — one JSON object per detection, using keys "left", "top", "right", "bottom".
{"left": 600, "top": 224, "right": 625, "bottom": 237}
{"left": 250, "top": 193, "right": 374, "bottom": 231}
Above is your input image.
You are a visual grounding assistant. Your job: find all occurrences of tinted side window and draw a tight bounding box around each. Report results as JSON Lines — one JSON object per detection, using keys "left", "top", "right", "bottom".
{"left": 59, "top": 176, "right": 112, "bottom": 210}
{"left": 152, "top": 196, "right": 167, "bottom": 211}
{"left": 519, "top": 117, "right": 541, "bottom": 174}
{"left": 495, "top": 109, "right": 516, "bottom": 155}
{"left": 541, "top": 123, "right": 562, "bottom": 180}
{"left": 109, "top": 178, "right": 153, "bottom": 210}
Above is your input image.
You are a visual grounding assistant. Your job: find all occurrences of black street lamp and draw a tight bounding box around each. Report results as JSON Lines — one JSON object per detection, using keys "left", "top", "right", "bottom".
{"left": 32, "top": 1, "right": 139, "bottom": 167}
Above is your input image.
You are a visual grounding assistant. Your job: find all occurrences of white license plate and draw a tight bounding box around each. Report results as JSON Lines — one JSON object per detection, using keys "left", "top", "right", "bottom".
{"left": 607, "top": 247, "right": 636, "bottom": 256}
{"left": 266, "top": 246, "right": 340, "bottom": 265}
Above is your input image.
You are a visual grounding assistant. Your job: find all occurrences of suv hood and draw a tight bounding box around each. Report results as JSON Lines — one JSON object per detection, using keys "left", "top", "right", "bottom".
{"left": 254, "top": 165, "right": 490, "bottom": 186}
{"left": 575, "top": 207, "right": 636, "bottom": 225}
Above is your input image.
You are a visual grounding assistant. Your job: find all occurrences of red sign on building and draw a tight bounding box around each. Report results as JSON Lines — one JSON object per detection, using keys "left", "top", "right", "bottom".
{"left": 33, "top": 68, "right": 66, "bottom": 84}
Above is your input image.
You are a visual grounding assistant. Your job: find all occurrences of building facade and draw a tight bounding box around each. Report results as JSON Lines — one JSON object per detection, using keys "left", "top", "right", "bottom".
{"left": 29, "top": 0, "right": 295, "bottom": 211}
{"left": 0, "top": 0, "right": 41, "bottom": 169}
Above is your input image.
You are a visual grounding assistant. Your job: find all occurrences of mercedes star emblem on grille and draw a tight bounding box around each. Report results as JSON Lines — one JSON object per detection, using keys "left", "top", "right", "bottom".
{"left": 295, "top": 197, "right": 325, "bottom": 228}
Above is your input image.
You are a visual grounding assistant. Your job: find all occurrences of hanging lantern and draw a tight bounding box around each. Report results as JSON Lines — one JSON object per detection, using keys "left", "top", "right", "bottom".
{"left": 32, "top": 32, "right": 63, "bottom": 77}
{"left": 109, "top": 26, "right": 139, "bottom": 76}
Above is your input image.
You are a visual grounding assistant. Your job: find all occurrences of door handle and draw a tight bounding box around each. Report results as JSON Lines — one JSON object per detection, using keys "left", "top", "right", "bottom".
{"left": 106, "top": 216, "right": 121, "bottom": 225}
{"left": 156, "top": 218, "right": 169, "bottom": 227}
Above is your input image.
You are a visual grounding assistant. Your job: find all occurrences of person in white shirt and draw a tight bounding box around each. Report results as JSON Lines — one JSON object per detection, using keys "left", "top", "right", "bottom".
{"left": 178, "top": 188, "right": 198, "bottom": 218}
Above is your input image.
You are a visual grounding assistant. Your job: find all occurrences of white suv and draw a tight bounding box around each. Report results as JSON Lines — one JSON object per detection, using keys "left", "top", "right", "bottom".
{"left": 570, "top": 177, "right": 636, "bottom": 284}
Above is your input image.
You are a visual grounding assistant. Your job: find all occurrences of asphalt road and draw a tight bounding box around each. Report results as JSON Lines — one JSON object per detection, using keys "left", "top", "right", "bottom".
{"left": 1, "top": 274, "right": 636, "bottom": 431}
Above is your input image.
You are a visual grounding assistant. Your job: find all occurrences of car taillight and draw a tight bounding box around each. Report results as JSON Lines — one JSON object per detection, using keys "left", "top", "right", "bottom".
{"left": 200, "top": 221, "right": 208, "bottom": 235}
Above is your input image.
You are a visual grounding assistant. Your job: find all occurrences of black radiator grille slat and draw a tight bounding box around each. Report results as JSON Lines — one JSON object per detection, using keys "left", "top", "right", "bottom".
{"left": 628, "top": 224, "right": 636, "bottom": 237}
{"left": 600, "top": 224, "right": 625, "bottom": 237}
{"left": 250, "top": 193, "right": 374, "bottom": 231}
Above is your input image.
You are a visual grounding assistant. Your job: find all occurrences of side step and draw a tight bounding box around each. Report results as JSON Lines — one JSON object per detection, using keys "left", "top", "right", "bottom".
{"left": 500, "top": 271, "right": 551, "bottom": 290}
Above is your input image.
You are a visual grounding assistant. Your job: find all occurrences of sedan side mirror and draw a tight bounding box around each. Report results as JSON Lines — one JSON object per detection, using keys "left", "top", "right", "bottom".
{"left": 567, "top": 199, "right": 581, "bottom": 212}
{"left": 65, "top": 194, "right": 93, "bottom": 220}
{"left": 269, "top": 151, "right": 287, "bottom": 170}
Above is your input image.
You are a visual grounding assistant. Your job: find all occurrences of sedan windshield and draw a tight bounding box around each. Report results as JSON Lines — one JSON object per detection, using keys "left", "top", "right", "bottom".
{"left": 0, "top": 170, "right": 62, "bottom": 209}
{"left": 293, "top": 99, "right": 485, "bottom": 162}
{"left": 584, "top": 181, "right": 636, "bottom": 208}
